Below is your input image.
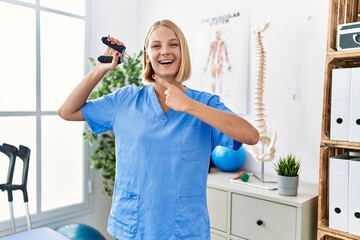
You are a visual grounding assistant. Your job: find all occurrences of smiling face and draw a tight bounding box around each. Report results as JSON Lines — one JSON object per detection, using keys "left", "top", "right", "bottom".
{"left": 142, "top": 20, "right": 191, "bottom": 83}
{"left": 145, "top": 26, "right": 181, "bottom": 82}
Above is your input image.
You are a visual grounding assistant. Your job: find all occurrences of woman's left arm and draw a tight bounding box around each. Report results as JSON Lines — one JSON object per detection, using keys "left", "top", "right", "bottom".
{"left": 186, "top": 100, "right": 259, "bottom": 145}
{"left": 156, "top": 78, "right": 260, "bottom": 145}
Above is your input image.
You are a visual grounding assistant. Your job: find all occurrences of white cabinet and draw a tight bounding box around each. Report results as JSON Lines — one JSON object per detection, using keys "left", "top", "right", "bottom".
{"left": 207, "top": 170, "right": 318, "bottom": 240}
{"left": 211, "top": 232, "right": 227, "bottom": 240}
{"left": 231, "top": 194, "right": 296, "bottom": 240}
{"left": 207, "top": 188, "right": 228, "bottom": 233}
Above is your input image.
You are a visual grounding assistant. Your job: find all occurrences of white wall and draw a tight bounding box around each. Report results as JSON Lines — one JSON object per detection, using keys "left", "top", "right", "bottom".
{"left": 90, "top": 0, "right": 329, "bottom": 185}
{"left": 144, "top": 0, "right": 328, "bottom": 184}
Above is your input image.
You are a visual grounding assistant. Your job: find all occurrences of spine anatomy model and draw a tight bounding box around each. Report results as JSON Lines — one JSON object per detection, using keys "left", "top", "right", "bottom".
{"left": 250, "top": 20, "right": 277, "bottom": 162}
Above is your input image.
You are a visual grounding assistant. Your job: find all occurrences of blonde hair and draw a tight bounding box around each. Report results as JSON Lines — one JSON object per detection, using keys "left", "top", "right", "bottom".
{"left": 142, "top": 19, "right": 191, "bottom": 83}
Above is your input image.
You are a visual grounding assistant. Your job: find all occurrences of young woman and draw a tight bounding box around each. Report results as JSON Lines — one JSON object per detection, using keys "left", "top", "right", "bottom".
{"left": 58, "top": 19, "right": 259, "bottom": 240}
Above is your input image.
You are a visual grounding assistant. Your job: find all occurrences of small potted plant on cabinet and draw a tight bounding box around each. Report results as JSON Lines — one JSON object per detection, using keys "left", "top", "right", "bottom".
{"left": 273, "top": 154, "right": 301, "bottom": 196}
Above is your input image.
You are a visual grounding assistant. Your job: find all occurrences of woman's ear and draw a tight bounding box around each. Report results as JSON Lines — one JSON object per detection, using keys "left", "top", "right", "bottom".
{"left": 144, "top": 50, "right": 151, "bottom": 63}
{"left": 145, "top": 54, "right": 150, "bottom": 64}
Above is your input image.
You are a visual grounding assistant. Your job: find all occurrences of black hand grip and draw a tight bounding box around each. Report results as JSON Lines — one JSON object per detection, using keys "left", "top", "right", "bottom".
{"left": 256, "top": 220, "right": 263, "bottom": 226}
{"left": 98, "top": 56, "right": 122, "bottom": 64}
{"left": 101, "top": 37, "right": 126, "bottom": 53}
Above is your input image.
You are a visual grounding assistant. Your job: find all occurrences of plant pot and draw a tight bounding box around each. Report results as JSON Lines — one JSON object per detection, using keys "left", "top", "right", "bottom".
{"left": 277, "top": 175, "right": 299, "bottom": 196}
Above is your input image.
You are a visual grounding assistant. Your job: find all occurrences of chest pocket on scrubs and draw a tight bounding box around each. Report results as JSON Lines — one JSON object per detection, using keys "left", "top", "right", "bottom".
{"left": 110, "top": 187, "right": 139, "bottom": 238}
{"left": 175, "top": 195, "right": 207, "bottom": 238}
{"left": 181, "top": 127, "right": 210, "bottom": 162}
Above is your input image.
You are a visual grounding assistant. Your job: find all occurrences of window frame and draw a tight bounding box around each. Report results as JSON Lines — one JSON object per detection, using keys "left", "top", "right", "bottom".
{"left": 0, "top": 0, "right": 92, "bottom": 234}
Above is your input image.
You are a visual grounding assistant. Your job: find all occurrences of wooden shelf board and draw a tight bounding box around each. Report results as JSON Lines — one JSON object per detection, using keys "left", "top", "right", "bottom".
{"left": 327, "top": 49, "right": 360, "bottom": 59}
{"left": 318, "top": 225, "right": 360, "bottom": 240}
{"left": 320, "top": 139, "right": 360, "bottom": 150}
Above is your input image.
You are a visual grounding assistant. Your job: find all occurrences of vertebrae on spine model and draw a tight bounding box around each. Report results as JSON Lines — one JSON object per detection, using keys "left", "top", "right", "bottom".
{"left": 250, "top": 20, "right": 277, "bottom": 162}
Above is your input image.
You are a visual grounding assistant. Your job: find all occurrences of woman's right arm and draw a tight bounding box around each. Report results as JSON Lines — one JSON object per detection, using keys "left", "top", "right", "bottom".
{"left": 58, "top": 36, "right": 123, "bottom": 121}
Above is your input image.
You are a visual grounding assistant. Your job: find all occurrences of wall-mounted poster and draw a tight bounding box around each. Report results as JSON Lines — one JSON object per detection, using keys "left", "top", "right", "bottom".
{"left": 192, "top": 9, "right": 250, "bottom": 115}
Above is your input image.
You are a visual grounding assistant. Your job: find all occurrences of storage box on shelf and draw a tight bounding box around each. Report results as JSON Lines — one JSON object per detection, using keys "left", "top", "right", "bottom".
{"left": 318, "top": 0, "right": 360, "bottom": 239}
{"left": 337, "top": 22, "right": 360, "bottom": 51}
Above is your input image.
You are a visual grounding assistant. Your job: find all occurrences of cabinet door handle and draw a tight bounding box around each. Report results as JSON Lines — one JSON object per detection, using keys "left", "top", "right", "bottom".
{"left": 256, "top": 220, "right": 263, "bottom": 226}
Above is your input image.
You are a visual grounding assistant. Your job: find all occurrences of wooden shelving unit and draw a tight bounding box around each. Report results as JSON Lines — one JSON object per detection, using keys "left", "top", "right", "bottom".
{"left": 318, "top": 0, "right": 360, "bottom": 239}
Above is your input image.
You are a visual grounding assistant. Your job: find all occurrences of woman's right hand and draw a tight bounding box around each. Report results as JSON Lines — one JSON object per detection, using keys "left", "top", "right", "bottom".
{"left": 96, "top": 35, "right": 126, "bottom": 72}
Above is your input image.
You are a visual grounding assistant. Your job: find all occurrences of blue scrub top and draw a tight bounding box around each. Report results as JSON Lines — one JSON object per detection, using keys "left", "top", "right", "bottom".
{"left": 81, "top": 84, "right": 241, "bottom": 240}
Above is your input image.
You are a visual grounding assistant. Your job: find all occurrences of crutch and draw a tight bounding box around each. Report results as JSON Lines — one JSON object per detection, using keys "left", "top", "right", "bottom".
{"left": 0, "top": 143, "right": 18, "bottom": 234}
{"left": 0, "top": 144, "right": 32, "bottom": 234}
{"left": 6, "top": 145, "right": 32, "bottom": 232}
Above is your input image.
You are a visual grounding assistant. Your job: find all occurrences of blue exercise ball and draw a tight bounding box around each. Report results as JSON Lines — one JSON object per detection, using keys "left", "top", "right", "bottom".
{"left": 211, "top": 145, "right": 246, "bottom": 172}
{"left": 55, "top": 224, "right": 106, "bottom": 240}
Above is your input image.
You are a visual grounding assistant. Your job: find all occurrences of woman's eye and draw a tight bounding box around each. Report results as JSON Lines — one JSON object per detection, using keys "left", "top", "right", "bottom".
{"left": 170, "top": 43, "right": 179, "bottom": 47}
{"left": 151, "top": 45, "right": 161, "bottom": 49}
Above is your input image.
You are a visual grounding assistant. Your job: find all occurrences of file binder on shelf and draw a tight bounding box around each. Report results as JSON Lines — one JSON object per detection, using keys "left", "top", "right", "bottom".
{"left": 348, "top": 159, "right": 360, "bottom": 236}
{"left": 329, "top": 152, "right": 360, "bottom": 234}
{"left": 329, "top": 153, "right": 350, "bottom": 232}
{"left": 349, "top": 68, "right": 360, "bottom": 142}
{"left": 330, "top": 68, "right": 351, "bottom": 141}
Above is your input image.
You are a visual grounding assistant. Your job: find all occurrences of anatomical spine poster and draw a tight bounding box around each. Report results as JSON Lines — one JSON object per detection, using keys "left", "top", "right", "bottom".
{"left": 193, "top": 9, "right": 250, "bottom": 115}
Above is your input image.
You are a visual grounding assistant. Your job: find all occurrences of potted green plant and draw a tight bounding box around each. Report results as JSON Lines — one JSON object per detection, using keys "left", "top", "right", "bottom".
{"left": 83, "top": 51, "right": 143, "bottom": 196}
{"left": 273, "top": 154, "right": 301, "bottom": 196}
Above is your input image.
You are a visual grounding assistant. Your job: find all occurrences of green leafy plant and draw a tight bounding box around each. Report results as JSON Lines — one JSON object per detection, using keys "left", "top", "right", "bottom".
{"left": 273, "top": 154, "right": 301, "bottom": 177}
{"left": 83, "top": 51, "right": 144, "bottom": 196}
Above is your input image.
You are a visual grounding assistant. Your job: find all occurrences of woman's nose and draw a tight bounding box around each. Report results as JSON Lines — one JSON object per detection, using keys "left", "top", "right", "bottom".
{"left": 160, "top": 46, "right": 170, "bottom": 55}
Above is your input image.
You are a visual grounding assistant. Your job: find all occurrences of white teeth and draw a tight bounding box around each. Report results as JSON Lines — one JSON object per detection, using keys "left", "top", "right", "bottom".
{"left": 160, "top": 60, "right": 173, "bottom": 64}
